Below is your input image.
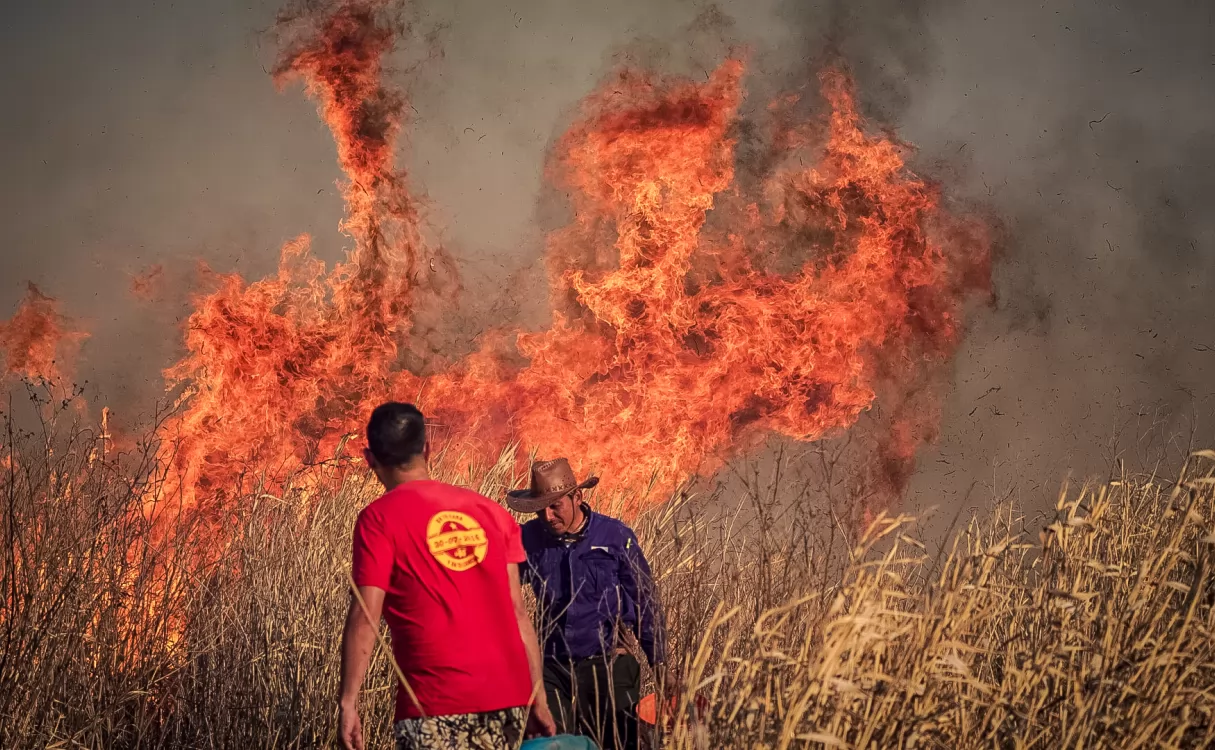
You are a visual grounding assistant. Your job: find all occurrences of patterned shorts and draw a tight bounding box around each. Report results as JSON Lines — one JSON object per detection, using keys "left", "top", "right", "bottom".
{"left": 394, "top": 706, "right": 528, "bottom": 750}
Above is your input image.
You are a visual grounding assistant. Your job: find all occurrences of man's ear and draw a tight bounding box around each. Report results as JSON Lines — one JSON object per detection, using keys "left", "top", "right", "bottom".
{"left": 363, "top": 447, "right": 376, "bottom": 468}
{"left": 423, "top": 440, "right": 432, "bottom": 465}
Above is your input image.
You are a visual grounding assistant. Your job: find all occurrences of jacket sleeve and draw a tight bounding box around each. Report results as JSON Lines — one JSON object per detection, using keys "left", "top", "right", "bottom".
{"left": 618, "top": 528, "right": 666, "bottom": 665}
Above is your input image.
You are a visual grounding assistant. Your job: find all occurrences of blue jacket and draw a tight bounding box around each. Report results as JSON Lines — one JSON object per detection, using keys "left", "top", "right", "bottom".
{"left": 520, "top": 508, "right": 666, "bottom": 666}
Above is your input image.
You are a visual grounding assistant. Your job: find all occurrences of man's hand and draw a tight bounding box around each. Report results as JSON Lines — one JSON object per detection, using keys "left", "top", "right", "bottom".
{"left": 509, "top": 563, "right": 556, "bottom": 738}
{"left": 653, "top": 664, "right": 682, "bottom": 732}
{"left": 655, "top": 664, "right": 681, "bottom": 701}
{"left": 338, "top": 587, "right": 383, "bottom": 750}
{"left": 338, "top": 700, "right": 364, "bottom": 750}
{"left": 526, "top": 697, "right": 557, "bottom": 738}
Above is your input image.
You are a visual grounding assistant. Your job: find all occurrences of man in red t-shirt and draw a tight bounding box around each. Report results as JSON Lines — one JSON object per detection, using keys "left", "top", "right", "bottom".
{"left": 338, "top": 402, "right": 556, "bottom": 750}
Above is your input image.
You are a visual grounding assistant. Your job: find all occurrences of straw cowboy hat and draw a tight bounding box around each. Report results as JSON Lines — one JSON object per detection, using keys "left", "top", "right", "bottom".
{"left": 506, "top": 458, "right": 599, "bottom": 514}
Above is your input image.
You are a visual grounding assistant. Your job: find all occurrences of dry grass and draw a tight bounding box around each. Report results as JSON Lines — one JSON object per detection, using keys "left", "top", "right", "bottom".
{"left": 4, "top": 389, "right": 1215, "bottom": 748}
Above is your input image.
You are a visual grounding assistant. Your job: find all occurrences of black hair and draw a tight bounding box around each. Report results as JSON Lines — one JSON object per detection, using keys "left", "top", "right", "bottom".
{"left": 365, "top": 402, "right": 426, "bottom": 467}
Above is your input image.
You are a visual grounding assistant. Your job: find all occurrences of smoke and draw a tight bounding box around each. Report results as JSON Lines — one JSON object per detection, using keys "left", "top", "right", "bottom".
{"left": 884, "top": 0, "right": 1215, "bottom": 521}
{"left": 1, "top": 0, "right": 1212, "bottom": 518}
{"left": 399, "top": 0, "right": 1215, "bottom": 516}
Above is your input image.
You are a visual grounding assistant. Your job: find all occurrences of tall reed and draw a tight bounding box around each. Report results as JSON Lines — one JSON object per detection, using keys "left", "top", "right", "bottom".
{"left": 3, "top": 393, "right": 1214, "bottom": 748}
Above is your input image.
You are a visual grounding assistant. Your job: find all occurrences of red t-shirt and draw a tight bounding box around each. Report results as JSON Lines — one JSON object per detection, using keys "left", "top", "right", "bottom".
{"left": 351, "top": 479, "right": 533, "bottom": 720}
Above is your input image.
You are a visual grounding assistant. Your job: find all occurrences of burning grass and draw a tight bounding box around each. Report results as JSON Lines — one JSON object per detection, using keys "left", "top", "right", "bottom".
{"left": 4, "top": 393, "right": 1215, "bottom": 748}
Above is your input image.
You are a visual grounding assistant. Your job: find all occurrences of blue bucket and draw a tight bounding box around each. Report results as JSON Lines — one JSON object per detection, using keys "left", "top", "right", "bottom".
{"left": 520, "top": 736, "right": 599, "bottom": 750}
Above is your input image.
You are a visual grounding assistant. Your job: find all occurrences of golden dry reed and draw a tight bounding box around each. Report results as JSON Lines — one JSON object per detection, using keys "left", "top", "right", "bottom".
{"left": 3, "top": 392, "right": 1215, "bottom": 748}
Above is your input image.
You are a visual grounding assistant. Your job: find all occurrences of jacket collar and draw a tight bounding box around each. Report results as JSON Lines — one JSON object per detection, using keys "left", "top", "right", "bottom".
{"left": 547, "top": 502, "right": 595, "bottom": 546}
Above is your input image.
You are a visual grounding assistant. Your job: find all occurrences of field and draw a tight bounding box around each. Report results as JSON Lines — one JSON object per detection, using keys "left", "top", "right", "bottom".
{"left": 4, "top": 394, "right": 1215, "bottom": 750}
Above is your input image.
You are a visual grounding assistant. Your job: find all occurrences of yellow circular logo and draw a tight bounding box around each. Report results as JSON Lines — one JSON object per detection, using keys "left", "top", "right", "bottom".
{"left": 426, "top": 511, "right": 489, "bottom": 571}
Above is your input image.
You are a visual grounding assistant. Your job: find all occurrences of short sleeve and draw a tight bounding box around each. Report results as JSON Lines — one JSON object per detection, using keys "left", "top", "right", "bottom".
{"left": 503, "top": 520, "right": 526, "bottom": 564}
{"left": 491, "top": 504, "right": 527, "bottom": 564}
{"left": 351, "top": 507, "right": 394, "bottom": 589}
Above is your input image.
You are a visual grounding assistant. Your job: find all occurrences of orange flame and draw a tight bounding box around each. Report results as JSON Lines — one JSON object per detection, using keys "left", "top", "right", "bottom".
{"left": 406, "top": 63, "right": 991, "bottom": 501}
{"left": 0, "top": 284, "right": 87, "bottom": 384}
{"left": 150, "top": 0, "right": 989, "bottom": 512}
{"left": 158, "top": 0, "right": 454, "bottom": 501}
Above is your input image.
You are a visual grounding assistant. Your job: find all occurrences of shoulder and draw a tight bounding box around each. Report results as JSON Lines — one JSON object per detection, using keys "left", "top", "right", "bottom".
{"left": 482, "top": 494, "right": 516, "bottom": 521}
{"left": 412, "top": 481, "right": 488, "bottom": 517}
{"left": 590, "top": 513, "right": 636, "bottom": 542}
{"left": 459, "top": 489, "right": 524, "bottom": 537}
{"left": 519, "top": 517, "right": 547, "bottom": 546}
{"left": 355, "top": 489, "right": 395, "bottom": 526}
{"left": 356, "top": 482, "right": 427, "bottom": 524}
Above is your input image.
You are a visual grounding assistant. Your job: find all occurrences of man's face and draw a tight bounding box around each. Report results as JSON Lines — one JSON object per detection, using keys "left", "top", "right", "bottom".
{"left": 539, "top": 491, "right": 581, "bottom": 535}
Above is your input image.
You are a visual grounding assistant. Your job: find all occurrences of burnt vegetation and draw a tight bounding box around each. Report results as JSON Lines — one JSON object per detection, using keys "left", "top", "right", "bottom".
{"left": 4, "top": 385, "right": 1215, "bottom": 748}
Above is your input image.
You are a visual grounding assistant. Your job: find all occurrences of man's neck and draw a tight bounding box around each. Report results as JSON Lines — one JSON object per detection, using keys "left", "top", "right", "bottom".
{"left": 379, "top": 462, "right": 430, "bottom": 492}
{"left": 566, "top": 504, "right": 590, "bottom": 538}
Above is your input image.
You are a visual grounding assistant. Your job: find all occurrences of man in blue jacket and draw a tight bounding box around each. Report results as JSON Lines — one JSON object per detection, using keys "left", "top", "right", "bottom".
{"left": 508, "top": 458, "right": 668, "bottom": 750}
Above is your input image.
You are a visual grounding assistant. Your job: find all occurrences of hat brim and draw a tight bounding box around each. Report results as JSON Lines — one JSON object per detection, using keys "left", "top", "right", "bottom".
{"left": 505, "top": 476, "right": 599, "bottom": 514}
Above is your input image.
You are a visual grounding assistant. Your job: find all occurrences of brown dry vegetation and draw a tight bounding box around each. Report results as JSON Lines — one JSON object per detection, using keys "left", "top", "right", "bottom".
{"left": 4, "top": 388, "right": 1215, "bottom": 749}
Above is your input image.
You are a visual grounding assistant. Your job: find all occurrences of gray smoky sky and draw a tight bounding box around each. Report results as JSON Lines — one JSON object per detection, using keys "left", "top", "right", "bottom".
{"left": 1, "top": 0, "right": 1212, "bottom": 517}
